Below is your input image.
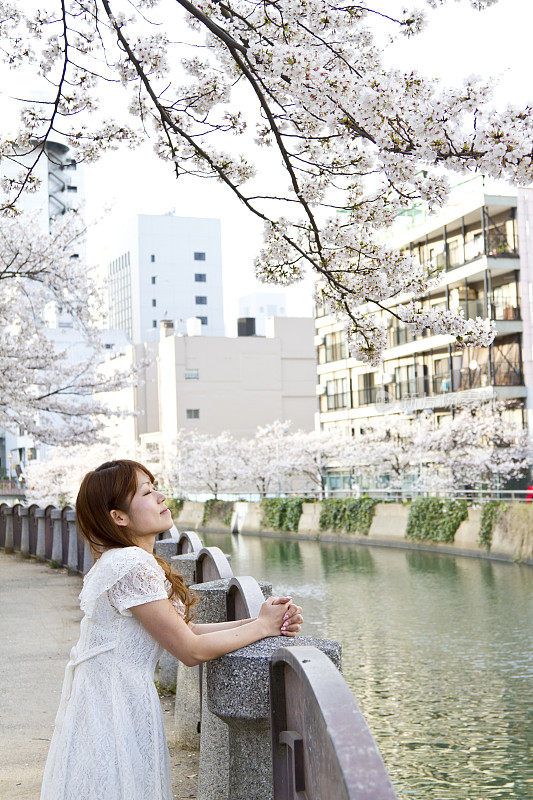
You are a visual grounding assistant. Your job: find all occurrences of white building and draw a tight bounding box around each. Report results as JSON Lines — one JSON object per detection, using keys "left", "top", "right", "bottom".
{"left": 315, "top": 177, "right": 533, "bottom": 488}
{"left": 0, "top": 138, "right": 84, "bottom": 480}
{"left": 0, "top": 137, "right": 83, "bottom": 232}
{"left": 106, "top": 214, "right": 225, "bottom": 343}
{"left": 100, "top": 317, "right": 317, "bottom": 466}
{"left": 238, "top": 292, "right": 286, "bottom": 336}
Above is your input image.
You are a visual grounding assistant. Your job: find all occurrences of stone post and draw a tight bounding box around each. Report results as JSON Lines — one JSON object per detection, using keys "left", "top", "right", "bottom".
{"left": 50, "top": 509, "right": 62, "bottom": 565}
{"left": 170, "top": 553, "right": 201, "bottom": 748}
{"left": 206, "top": 637, "right": 341, "bottom": 800}
{"left": 19, "top": 507, "right": 30, "bottom": 557}
{"left": 154, "top": 539, "right": 180, "bottom": 562}
{"left": 193, "top": 579, "right": 272, "bottom": 800}
{"left": 3, "top": 506, "right": 14, "bottom": 553}
{"left": 158, "top": 547, "right": 232, "bottom": 693}
{"left": 82, "top": 539, "right": 94, "bottom": 575}
{"left": 35, "top": 509, "right": 46, "bottom": 561}
{"left": 66, "top": 510, "right": 79, "bottom": 574}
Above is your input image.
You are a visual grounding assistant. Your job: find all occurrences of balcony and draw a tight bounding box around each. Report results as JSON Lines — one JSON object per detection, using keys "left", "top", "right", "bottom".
{"left": 394, "top": 377, "right": 430, "bottom": 400}
{"left": 325, "top": 392, "right": 350, "bottom": 411}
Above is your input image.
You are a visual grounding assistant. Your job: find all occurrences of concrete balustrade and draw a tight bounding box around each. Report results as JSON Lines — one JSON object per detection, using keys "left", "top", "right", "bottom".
{"left": 206, "top": 637, "right": 341, "bottom": 800}
{"left": 192, "top": 576, "right": 273, "bottom": 800}
{"left": 35, "top": 508, "right": 46, "bottom": 561}
{"left": 66, "top": 510, "right": 79, "bottom": 574}
{"left": 3, "top": 507, "right": 398, "bottom": 800}
{"left": 3, "top": 505, "right": 14, "bottom": 553}
{"left": 50, "top": 509, "right": 63, "bottom": 565}
{"left": 19, "top": 506, "right": 30, "bottom": 557}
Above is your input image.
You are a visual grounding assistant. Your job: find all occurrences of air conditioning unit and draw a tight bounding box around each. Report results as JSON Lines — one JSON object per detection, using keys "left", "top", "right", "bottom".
{"left": 316, "top": 384, "right": 326, "bottom": 396}
{"left": 313, "top": 334, "right": 325, "bottom": 346}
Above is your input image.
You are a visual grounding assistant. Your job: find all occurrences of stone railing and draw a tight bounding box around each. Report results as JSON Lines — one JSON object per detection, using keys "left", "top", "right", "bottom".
{"left": 0, "top": 505, "right": 399, "bottom": 800}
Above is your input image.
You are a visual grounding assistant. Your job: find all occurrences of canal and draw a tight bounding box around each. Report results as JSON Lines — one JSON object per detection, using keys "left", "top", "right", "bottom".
{"left": 201, "top": 531, "right": 533, "bottom": 800}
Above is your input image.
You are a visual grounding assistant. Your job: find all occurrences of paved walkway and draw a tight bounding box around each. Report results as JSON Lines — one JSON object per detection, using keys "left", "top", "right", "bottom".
{"left": 0, "top": 552, "right": 198, "bottom": 800}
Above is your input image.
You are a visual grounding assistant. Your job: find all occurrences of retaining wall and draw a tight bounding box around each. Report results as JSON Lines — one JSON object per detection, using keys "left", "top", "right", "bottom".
{"left": 173, "top": 500, "right": 533, "bottom": 564}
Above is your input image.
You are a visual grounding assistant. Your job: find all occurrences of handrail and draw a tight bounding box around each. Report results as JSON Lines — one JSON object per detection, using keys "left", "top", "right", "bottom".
{"left": 195, "top": 546, "right": 234, "bottom": 582}
{"left": 226, "top": 576, "right": 266, "bottom": 620}
{"left": 270, "top": 646, "right": 398, "bottom": 799}
{"left": 177, "top": 529, "right": 204, "bottom": 554}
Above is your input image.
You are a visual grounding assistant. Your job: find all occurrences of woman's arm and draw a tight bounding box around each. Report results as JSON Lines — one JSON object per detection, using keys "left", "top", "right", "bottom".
{"left": 189, "top": 618, "right": 254, "bottom": 634}
{"left": 132, "top": 595, "right": 291, "bottom": 666}
{"left": 189, "top": 601, "right": 303, "bottom": 636}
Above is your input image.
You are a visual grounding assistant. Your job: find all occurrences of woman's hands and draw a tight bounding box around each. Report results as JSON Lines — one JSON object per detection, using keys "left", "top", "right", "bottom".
{"left": 280, "top": 601, "right": 304, "bottom": 637}
{"left": 258, "top": 596, "right": 304, "bottom": 638}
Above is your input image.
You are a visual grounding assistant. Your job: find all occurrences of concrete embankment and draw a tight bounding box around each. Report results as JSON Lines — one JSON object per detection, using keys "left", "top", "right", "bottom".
{"left": 0, "top": 553, "right": 198, "bottom": 800}
{"left": 176, "top": 500, "right": 533, "bottom": 564}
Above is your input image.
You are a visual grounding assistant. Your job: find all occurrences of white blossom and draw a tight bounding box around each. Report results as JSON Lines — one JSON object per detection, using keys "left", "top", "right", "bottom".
{"left": 1, "top": 0, "right": 530, "bottom": 363}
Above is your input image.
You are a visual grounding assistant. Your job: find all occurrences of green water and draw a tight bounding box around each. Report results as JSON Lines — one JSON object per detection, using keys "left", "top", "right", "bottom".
{"left": 201, "top": 532, "right": 533, "bottom": 800}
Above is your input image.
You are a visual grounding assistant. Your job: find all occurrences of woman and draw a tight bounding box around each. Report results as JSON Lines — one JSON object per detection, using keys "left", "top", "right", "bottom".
{"left": 40, "top": 459, "right": 303, "bottom": 800}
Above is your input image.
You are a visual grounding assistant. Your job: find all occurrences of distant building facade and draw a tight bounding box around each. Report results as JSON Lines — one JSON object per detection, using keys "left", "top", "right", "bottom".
{"left": 238, "top": 292, "right": 286, "bottom": 336}
{"left": 315, "top": 178, "right": 533, "bottom": 487}
{"left": 101, "top": 317, "right": 317, "bottom": 465}
{"left": 106, "top": 214, "right": 225, "bottom": 343}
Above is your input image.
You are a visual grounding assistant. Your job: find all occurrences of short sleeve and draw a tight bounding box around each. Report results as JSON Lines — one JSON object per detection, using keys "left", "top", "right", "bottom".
{"left": 107, "top": 559, "right": 169, "bottom": 615}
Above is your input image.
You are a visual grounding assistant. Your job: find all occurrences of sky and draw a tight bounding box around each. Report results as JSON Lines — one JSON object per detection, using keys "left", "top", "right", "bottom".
{"left": 2, "top": 0, "right": 533, "bottom": 334}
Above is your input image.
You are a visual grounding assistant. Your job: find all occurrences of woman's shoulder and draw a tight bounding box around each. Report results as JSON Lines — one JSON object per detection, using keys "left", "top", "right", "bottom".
{"left": 79, "top": 546, "right": 160, "bottom": 616}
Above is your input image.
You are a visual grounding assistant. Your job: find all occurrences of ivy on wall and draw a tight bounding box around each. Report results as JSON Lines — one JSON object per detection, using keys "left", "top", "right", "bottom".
{"left": 166, "top": 497, "right": 184, "bottom": 518}
{"left": 406, "top": 498, "right": 468, "bottom": 543}
{"left": 261, "top": 498, "right": 304, "bottom": 532}
{"left": 202, "top": 499, "right": 234, "bottom": 527}
{"left": 319, "top": 498, "right": 379, "bottom": 536}
{"left": 478, "top": 500, "right": 501, "bottom": 550}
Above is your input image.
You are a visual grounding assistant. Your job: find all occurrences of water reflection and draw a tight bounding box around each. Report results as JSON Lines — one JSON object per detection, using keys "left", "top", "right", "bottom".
{"left": 203, "top": 531, "right": 533, "bottom": 800}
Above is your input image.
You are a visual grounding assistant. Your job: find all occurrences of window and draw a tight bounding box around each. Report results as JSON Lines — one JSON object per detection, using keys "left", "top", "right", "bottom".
{"left": 105, "top": 343, "right": 113, "bottom": 349}
{"left": 195, "top": 273, "right": 207, "bottom": 282}
{"left": 194, "top": 251, "right": 206, "bottom": 261}
{"left": 185, "top": 369, "right": 199, "bottom": 380}
{"left": 195, "top": 296, "right": 207, "bottom": 305}
{"left": 186, "top": 409, "right": 200, "bottom": 419}
{"left": 151, "top": 276, "right": 156, "bottom": 284}
{"left": 151, "top": 254, "right": 155, "bottom": 263}
{"left": 325, "top": 378, "right": 349, "bottom": 410}
{"left": 152, "top": 299, "right": 156, "bottom": 307}
{"left": 152, "top": 320, "right": 157, "bottom": 328}
{"left": 196, "top": 316, "right": 208, "bottom": 325}
{"left": 67, "top": 185, "right": 77, "bottom": 192}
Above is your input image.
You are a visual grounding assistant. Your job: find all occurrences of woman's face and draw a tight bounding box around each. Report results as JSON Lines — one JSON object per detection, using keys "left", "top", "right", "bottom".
{"left": 120, "top": 470, "right": 173, "bottom": 537}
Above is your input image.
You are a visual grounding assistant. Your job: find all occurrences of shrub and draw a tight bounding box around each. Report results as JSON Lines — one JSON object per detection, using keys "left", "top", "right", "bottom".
{"left": 478, "top": 500, "right": 501, "bottom": 550}
{"left": 261, "top": 498, "right": 304, "bottom": 532}
{"left": 319, "top": 497, "right": 379, "bottom": 535}
{"left": 406, "top": 498, "right": 468, "bottom": 543}
{"left": 202, "top": 499, "right": 234, "bottom": 527}
{"left": 165, "top": 497, "right": 184, "bottom": 518}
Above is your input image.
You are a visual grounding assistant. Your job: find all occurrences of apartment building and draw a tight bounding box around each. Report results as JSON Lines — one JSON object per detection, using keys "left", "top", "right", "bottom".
{"left": 105, "top": 214, "right": 225, "bottom": 343}
{"left": 316, "top": 179, "right": 533, "bottom": 453}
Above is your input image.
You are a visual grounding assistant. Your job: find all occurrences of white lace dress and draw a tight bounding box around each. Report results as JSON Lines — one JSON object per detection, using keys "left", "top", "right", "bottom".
{"left": 40, "top": 546, "right": 185, "bottom": 800}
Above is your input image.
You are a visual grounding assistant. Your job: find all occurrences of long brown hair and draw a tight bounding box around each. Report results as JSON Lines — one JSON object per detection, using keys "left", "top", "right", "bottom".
{"left": 76, "top": 459, "right": 196, "bottom": 622}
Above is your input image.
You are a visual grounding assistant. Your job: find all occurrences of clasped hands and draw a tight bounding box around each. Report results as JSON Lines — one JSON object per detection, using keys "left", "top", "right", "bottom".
{"left": 260, "top": 595, "right": 304, "bottom": 637}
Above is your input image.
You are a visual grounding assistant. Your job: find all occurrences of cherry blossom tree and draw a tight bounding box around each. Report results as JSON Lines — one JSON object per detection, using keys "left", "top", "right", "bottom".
{"left": 1, "top": 0, "right": 528, "bottom": 363}
{"left": 424, "top": 401, "right": 531, "bottom": 492}
{"left": 343, "top": 414, "right": 430, "bottom": 490}
{"left": 238, "top": 420, "right": 297, "bottom": 495}
{"left": 292, "top": 428, "right": 346, "bottom": 498}
{"left": 24, "top": 440, "right": 135, "bottom": 506}
{"left": 0, "top": 209, "right": 137, "bottom": 445}
{"left": 167, "top": 429, "right": 242, "bottom": 497}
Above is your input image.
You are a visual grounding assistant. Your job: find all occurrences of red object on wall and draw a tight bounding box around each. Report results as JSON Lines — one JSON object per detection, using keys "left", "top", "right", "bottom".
{"left": 526, "top": 486, "right": 533, "bottom": 504}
